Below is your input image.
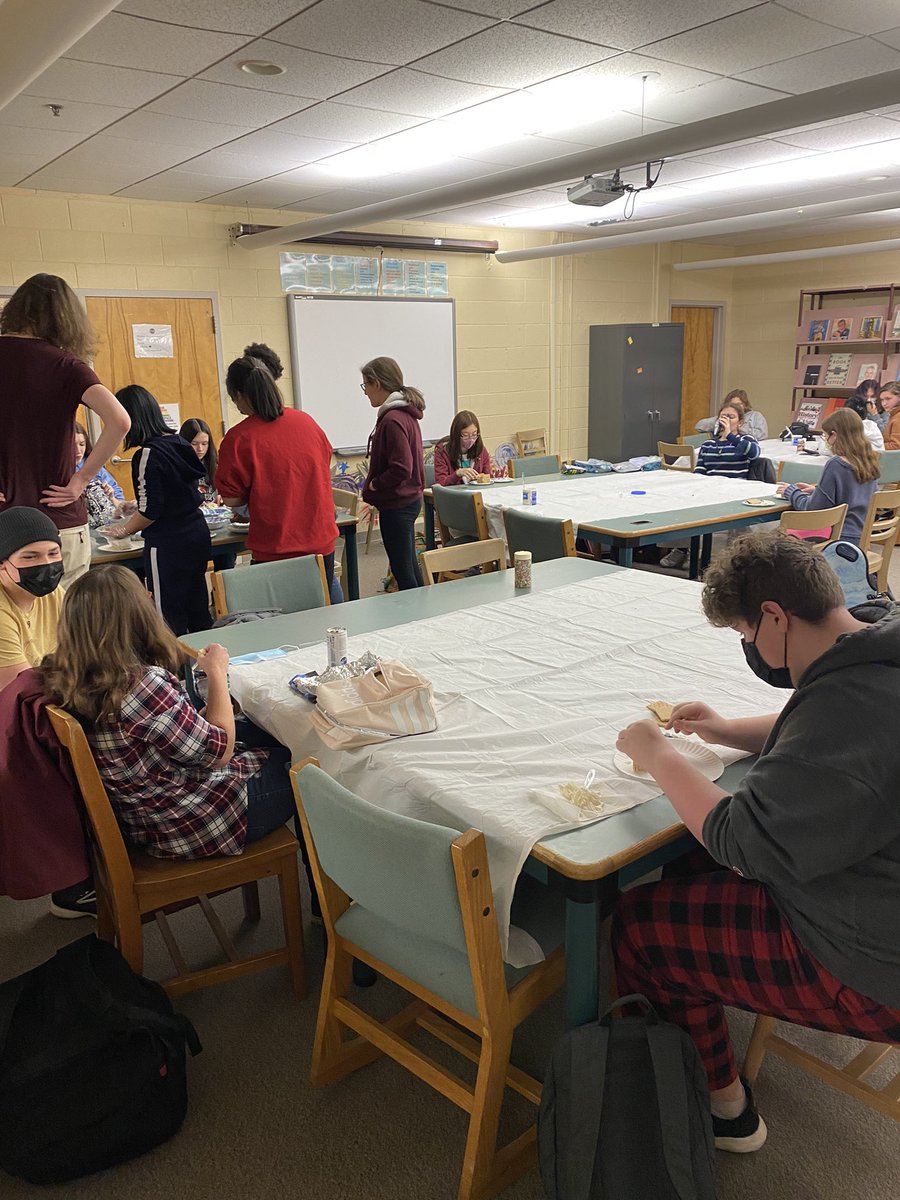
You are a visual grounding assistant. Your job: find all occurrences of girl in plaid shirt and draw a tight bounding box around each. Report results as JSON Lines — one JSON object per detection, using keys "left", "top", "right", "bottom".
{"left": 42, "top": 566, "right": 296, "bottom": 858}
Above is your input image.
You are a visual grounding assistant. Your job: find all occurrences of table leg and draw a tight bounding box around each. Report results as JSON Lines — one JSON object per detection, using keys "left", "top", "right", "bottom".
{"left": 563, "top": 874, "right": 620, "bottom": 1027}
{"left": 616, "top": 544, "right": 634, "bottom": 569}
{"left": 342, "top": 523, "right": 360, "bottom": 601}
{"left": 424, "top": 500, "right": 436, "bottom": 550}
{"left": 688, "top": 536, "right": 700, "bottom": 580}
{"left": 700, "top": 532, "right": 714, "bottom": 572}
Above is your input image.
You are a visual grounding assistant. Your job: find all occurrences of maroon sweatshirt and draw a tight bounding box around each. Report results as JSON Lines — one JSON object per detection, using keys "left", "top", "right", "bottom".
{"left": 362, "top": 398, "right": 425, "bottom": 510}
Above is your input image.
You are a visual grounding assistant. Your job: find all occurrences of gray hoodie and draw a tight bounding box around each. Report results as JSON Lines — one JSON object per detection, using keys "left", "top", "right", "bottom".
{"left": 703, "top": 602, "right": 900, "bottom": 1007}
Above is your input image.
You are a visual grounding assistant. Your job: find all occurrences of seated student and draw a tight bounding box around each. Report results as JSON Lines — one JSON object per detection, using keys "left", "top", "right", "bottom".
{"left": 844, "top": 394, "right": 886, "bottom": 451}
{"left": 614, "top": 530, "right": 900, "bottom": 1153}
{"left": 74, "top": 425, "right": 126, "bottom": 530}
{"left": 696, "top": 391, "right": 768, "bottom": 442}
{"left": 74, "top": 421, "right": 124, "bottom": 499}
{"left": 777, "top": 407, "right": 879, "bottom": 544}
{"left": 41, "top": 566, "right": 296, "bottom": 858}
{"left": 0, "top": 507, "right": 65, "bottom": 693}
{"left": 880, "top": 382, "right": 900, "bottom": 450}
{"left": 433, "top": 411, "right": 492, "bottom": 485}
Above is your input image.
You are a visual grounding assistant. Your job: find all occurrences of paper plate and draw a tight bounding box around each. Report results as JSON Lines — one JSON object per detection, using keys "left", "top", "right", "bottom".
{"left": 742, "top": 497, "right": 780, "bottom": 507}
{"left": 95, "top": 539, "right": 143, "bottom": 553}
{"left": 464, "top": 478, "right": 493, "bottom": 486}
{"left": 613, "top": 739, "right": 724, "bottom": 782}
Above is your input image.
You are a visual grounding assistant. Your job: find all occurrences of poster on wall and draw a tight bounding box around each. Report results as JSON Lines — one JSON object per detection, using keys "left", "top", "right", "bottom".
{"left": 280, "top": 252, "right": 378, "bottom": 294}
{"left": 158, "top": 403, "right": 180, "bottom": 431}
{"left": 132, "top": 324, "right": 174, "bottom": 357}
{"left": 426, "top": 262, "right": 449, "bottom": 296}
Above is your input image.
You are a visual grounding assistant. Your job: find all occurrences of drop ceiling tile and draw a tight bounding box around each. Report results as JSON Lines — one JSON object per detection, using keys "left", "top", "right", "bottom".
{"left": 40, "top": 135, "right": 193, "bottom": 175}
{"left": 0, "top": 155, "right": 51, "bottom": 186}
{"left": 776, "top": 115, "right": 900, "bottom": 150}
{"left": 0, "top": 95, "right": 130, "bottom": 135}
{"left": 116, "top": 1, "right": 314, "bottom": 36}
{"left": 254, "top": 162, "right": 403, "bottom": 193}
{"left": 0, "top": 125, "right": 87, "bottom": 158}
{"left": 628, "top": 158, "right": 735, "bottom": 183}
{"left": 272, "top": 0, "right": 494, "bottom": 65}
{"left": 539, "top": 112, "right": 674, "bottom": 147}
{"left": 202, "top": 178, "right": 329, "bottom": 206}
{"left": 639, "top": 77, "right": 789, "bottom": 123}
{"left": 337, "top": 69, "right": 508, "bottom": 117}
{"left": 24, "top": 58, "right": 181, "bottom": 108}
{"left": 172, "top": 149, "right": 292, "bottom": 180}
{"left": 418, "top": 201, "right": 524, "bottom": 223}
{"left": 778, "top": 1, "right": 900, "bottom": 36}
{"left": 737, "top": 37, "right": 900, "bottom": 92}
{"left": 270, "top": 102, "right": 424, "bottom": 142}
{"left": 199, "top": 38, "right": 389, "bottom": 100}
{"left": 873, "top": 27, "right": 900, "bottom": 51}
{"left": 216, "top": 128, "right": 357, "bottom": 162}
{"left": 282, "top": 186, "right": 399, "bottom": 212}
{"left": 690, "top": 140, "right": 816, "bottom": 169}
{"left": 22, "top": 164, "right": 150, "bottom": 192}
{"left": 642, "top": 7, "right": 856, "bottom": 75}
{"left": 499, "top": 187, "right": 570, "bottom": 208}
{"left": 148, "top": 80, "right": 315, "bottom": 126}
{"left": 515, "top": 0, "right": 759, "bottom": 53}
{"left": 428, "top": 1, "right": 540, "bottom": 16}
{"left": 118, "top": 170, "right": 250, "bottom": 200}
{"left": 412, "top": 24, "right": 617, "bottom": 89}
{"left": 537, "top": 52, "right": 719, "bottom": 96}
{"left": 66, "top": 12, "right": 251, "bottom": 75}
{"left": 463, "top": 134, "right": 591, "bottom": 167}
{"left": 102, "top": 111, "right": 255, "bottom": 151}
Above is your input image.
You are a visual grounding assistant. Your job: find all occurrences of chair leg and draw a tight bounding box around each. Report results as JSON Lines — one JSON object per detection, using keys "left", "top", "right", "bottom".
{"left": 458, "top": 1027, "right": 513, "bottom": 1200}
{"left": 311, "top": 940, "right": 367, "bottom": 1085}
{"left": 95, "top": 888, "right": 116, "bottom": 945}
{"left": 277, "top": 856, "right": 307, "bottom": 1001}
{"left": 116, "top": 907, "right": 145, "bottom": 977}
{"left": 241, "top": 881, "right": 261, "bottom": 923}
{"left": 743, "top": 1014, "right": 777, "bottom": 1084}
{"left": 364, "top": 507, "right": 375, "bottom": 554}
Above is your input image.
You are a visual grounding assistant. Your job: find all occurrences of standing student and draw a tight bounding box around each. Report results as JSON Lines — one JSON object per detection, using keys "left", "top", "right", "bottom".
{"left": 0, "top": 507, "right": 65, "bottom": 694}
{"left": 0, "top": 274, "right": 130, "bottom": 586}
{"left": 433, "top": 411, "right": 492, "bottom": 485}
{"left": 106, "top": 386, "right": 211, "bottom": 636}
{"left": 777, "top": 408, "right": 879, "bottom": 544}
{"left": 215, "top": 356, "right": 339, "bottom": 590}
{"left": 879, "top": 382, "right": 900, "bottom": 450}
{"left": 361, "top": 356, "right": 425, "bottom": 591}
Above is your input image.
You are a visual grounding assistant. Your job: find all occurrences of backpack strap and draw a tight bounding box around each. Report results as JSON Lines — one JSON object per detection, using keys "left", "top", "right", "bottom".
{"left": 645, "top": 1023, "right": 702, "bottom": 1200}
{"left": 565, "top": 1026, "right": 608, "bottom": 1200}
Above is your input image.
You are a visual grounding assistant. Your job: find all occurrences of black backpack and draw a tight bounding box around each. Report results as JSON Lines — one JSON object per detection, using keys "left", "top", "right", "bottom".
{"left": 746, "top": 456, "right": 776, "bottom": 484}
{"left": 0, "top": 934, "right": 201, "bottom": 1184}
{"left": 538, "top": 995, "right": 717, "bottom": 1200}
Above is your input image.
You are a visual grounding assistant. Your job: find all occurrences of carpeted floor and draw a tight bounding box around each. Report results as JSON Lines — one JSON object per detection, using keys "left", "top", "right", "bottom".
{"left": 1, "top": 536, "right": 897, "bottom": 1200}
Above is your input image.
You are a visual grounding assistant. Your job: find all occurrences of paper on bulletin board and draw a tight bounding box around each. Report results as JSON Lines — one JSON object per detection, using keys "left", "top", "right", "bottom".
{"left": 158, "top": 403, "right": 180, "bottom": 432}
{"left": 132, "top": 324, "right": 174, "bottom": 358}
{"left": 426, "top": 262, "right": 449, "bottom": 296}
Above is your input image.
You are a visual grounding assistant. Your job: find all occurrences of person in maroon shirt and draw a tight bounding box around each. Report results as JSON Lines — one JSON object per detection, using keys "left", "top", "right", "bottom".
{"left": 433, "top": 410, "right": 492, "bottom": 486}
{"left": 0, "top": 274, "right": 130, "bottom": 586}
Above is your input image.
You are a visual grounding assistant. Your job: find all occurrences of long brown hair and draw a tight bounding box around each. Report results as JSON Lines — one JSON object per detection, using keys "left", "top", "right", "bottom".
{"left": 42, "top": 566, "right": 183, "bottom": 723}
{"left": 361, "top": 356, "right": 425, "bottom": 411}
{"left": 822, "top": 408, "right": 880, "bottom": 483}
{"left": 724, "top": 388, "right": 749, "bottom": 412}
{"left": 444, "top": 410, "right": 483, "bottom": 468}
{"left": 0, "top": 273, "right": 96, "bottom": 361}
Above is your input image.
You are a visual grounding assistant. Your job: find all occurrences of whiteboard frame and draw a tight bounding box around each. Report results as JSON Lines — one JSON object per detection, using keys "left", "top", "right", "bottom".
{"left": 286, "top": 293, "right": 458, "bottom": 454}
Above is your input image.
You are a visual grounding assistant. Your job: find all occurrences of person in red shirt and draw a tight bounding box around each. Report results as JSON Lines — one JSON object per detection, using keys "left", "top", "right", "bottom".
{"left": 215, "top": 355, "right": 339, "bottom": 592}
{"left": 433, "top": 410, "right": 492, "bottom": 486}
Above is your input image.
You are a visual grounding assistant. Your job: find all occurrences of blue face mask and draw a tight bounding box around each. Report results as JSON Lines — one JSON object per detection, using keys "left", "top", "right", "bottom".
{"left": 741, "top": 614, "right": 793, "bottom": 689}
{"left": 229, "top": 645, "right": 298, "bottom": 666}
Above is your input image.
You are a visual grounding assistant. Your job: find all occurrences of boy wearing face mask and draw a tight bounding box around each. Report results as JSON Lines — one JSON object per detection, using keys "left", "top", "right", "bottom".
{"left": 0, "top": 507, "right": 66, "bottom": 694}
{"left": 613, "top": 530, "right": 900, "bottom": 1154}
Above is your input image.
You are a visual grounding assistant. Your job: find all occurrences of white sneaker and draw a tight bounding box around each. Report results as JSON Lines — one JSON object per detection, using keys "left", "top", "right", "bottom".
{"left": 660, "top": 547, "right": 688, "bottom": 569}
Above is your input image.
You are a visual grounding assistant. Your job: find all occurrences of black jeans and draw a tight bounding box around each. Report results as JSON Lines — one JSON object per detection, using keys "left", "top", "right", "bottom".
{"left": 378, "top": 500, "right": 423, "bottom": 590}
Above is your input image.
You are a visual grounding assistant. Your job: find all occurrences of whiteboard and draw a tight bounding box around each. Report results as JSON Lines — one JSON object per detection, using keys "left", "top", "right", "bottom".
{"left": 286, "top": 295, "right": 457, "bottom": 452}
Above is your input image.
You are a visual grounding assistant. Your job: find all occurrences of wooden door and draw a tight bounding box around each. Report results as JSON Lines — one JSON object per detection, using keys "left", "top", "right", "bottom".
{"left": 86, "top": 296, "right": 223, "bottom": 499}
{"left": 671, "top": 306, "right": 716, "bottom": 438}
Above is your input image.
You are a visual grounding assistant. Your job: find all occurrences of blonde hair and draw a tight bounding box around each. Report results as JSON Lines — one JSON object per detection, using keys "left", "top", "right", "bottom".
{"left": 361, "top": 356, "right": 425, "bottom": 411}
{"left": 0, "top": 273, "right": 96, "bottom": 361}
{"left": 880, "top": 382, "right": 900, "bottom": 401}
{"left": 725, "top": 389, "right": 749, "bottom": 411}
{"left": 822, "top": 407, "right": 880, "bottom": 483}
{"left": 42, "top": 566, "right": 183, "bottom": 723}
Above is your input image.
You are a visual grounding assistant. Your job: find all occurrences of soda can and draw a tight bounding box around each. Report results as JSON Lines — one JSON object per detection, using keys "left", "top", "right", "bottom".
{"left": 326, "top": 626, "right": 348, "bottom": 667}
{"left": 530, "top": 487, "right": 538, "bottom": 506}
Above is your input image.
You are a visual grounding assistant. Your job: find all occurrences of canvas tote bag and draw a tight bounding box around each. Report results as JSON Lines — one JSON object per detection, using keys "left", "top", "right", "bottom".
{"left": 309, "top": 660, "right": 437, "bottom": 750}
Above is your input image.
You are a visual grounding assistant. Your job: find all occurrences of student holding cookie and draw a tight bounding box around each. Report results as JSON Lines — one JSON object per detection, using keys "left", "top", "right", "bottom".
{"left": 433, "top": 411, "right": 492, "bottom": 486}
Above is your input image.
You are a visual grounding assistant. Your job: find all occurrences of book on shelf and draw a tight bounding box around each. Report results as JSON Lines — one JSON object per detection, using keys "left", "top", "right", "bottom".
{"left": 807, "top": 318, "right": 829, "bottom": 343}
{"left": 859, "top": 315, "right": 884, "bottom": 339}
{"left": 794, "top": 399, "right": 826, "bottom": 429}
{"left": 856, "top": 360, "right": 881, "bottom": 386}
{"left": 829, "top": 316, "right": 853, "bottom": 340}
{"left": 891, "top": 310, "right": 900, "bottom": 339}
{"left": 803, "top": 364, "right": 822, "bottom": 385}
{"left": 823, "top": 353, "right": 852, "bottom": 386}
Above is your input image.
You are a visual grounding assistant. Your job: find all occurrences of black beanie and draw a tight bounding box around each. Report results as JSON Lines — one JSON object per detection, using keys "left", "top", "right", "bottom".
{"left": 0, "top": 507, "right": 62, "bottom": 564}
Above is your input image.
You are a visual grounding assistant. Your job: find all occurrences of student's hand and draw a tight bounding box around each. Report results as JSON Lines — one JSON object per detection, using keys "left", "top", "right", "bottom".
{"left": 775, "top": 482, "right": 788, "bottom": 496}
{"left": 793, "top": 482, "right": 815, "bottom": 493}
{"left": 104, "top": 520, "right": 131, "bottom": 539}
{"left": 668, "top": 702, "right": 729, "bottom": 744}
{"left": 197, "top": 643, "right": 229, "bottom": 676}
{"left": 616, "top": 719, "right": 668, "bottom": 771}
{"left": 101, "top": 481, "right": 116, "bottom": 499}
{"left": 41, "top": 474, "right": 86, "bottom": 508}
{"left": 457, "top": 467, "right": 477, "bottom": 482}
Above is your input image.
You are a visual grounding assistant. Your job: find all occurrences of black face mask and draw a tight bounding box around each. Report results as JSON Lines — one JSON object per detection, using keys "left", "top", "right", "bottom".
{"left": 741, "top": 613, "right": 794, "bottom": 689}
{"left": 15, "top": 561, "right": 64, "bottom": 598}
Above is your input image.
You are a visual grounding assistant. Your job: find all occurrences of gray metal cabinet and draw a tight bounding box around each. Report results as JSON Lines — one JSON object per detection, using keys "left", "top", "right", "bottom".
{"left": 588, "top": 323, "right": 684, "bottom": 460}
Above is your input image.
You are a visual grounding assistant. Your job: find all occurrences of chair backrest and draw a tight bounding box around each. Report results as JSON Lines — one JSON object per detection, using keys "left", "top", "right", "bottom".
{"left": 420, "top": 538, "right": 506, "bottom": 584}
{"left": 424, "top": 460, "right": 436, "bottom": 487}
{"left": 46, "top": 706, "right": 136, "bottom": 921}
{"left": 294, "top": 763, "right": 470, "bottom": 954}
{"left": 682, "top": 432, "right": 706, "bottom": 448}
{"left": 860, "top": 490, "right": 900, "bottom": 589}
{"left": 780, "top": 503, "right": 847, "bottom": 541}
{"left": 211, "top": 554, "right": 329, "bottom": 618}
{"left": 777, "top": 459, "right": 824, "bottom": 486}
{"left": 332, "top": 485, "right": 360, "bottom": 517}
{"left": 508, "top": 454, "right": 561, "bottom": 478}
{"left": 878, "top": 449, "right": 900, "bottom": 485}
{"left": 431, "top": 484, "right": 489, "bottom": 544}
{"left": 514, "top": 428, "right": 547, "bottom": 457}
{"left": 657, "top": 441, "right": 695, "bottom": 471}
{"left": 503, "top": 508, "right": 575, "bottom": 563}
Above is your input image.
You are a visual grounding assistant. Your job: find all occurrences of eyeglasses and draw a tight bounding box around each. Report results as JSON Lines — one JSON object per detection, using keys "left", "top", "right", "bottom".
{"left": 360, "top": 382, "right": 371, "bottom": 392}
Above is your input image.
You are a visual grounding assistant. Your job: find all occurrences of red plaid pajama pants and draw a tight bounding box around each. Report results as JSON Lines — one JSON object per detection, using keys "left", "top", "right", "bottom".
{"left": 611, "top": 850, "right": 900, "bottom": 1090}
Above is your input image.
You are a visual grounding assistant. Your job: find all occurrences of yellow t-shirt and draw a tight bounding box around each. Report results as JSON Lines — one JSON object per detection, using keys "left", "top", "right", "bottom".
{"left": 0, "top": 583, "right": 65, "bottom": 668}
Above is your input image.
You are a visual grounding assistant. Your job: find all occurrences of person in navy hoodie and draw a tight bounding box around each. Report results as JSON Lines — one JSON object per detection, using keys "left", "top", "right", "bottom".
{"left": 105, "top": 385, "right": 211, "bottom": 635}
{"left": 361, "top": 356, "right": 425, "bottom": 590}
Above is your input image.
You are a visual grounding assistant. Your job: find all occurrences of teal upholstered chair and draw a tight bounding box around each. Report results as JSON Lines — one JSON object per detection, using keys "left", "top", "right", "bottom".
{"left": 777, "top": 459, "right": 825, "bottom": 486}
{"left": 509, "top": 453, "right": 561, "bottom": 478}
{"left": 290, "top": 761, "right": 565, "bottom": 1200}
{"left": 503, "top": 508, "right": 578, "bottom": 563}
{"left": 431, "top": 483, "right": 490, "bottom": 546}
{"left": 878, "top": 449, "right": 900, "bottom": 485}
{"left": 211, "top": 553, "right": 329, "bottom": 618}
{"left": 424, "top": 459, "right": 436, "bottom": 487}
{"left": 682, "top": 432, "right": 707, "bottom": 448}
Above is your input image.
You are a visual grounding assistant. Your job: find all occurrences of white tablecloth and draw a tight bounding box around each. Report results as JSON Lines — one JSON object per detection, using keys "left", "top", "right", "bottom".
{"left": 758, "top": 438, "right": 826, "bottom": 469}
{"left": 227, "top": 571, "right": 785, "bottom": 965}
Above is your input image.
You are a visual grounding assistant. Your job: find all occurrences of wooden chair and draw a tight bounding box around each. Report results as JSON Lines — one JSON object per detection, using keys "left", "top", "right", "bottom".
{"left": 211, "top": 553, "right": 329, "bottom": 618}
{"left": 743, "top": 1015, "right": 900, "bottom": 1122}
{"left": 859, "top": 489, "right": 900, "bottom": 592}
{"left": 332, "top": 485, "right": 360, "bottom": 518}
{"left": 514, "top": 428, "right": 548, "bottom": 458}
{"left": 503, "top": 508, "right": 588, "bottom": 563}
{"left": 780, "top": 503, "right": 847, "bottom": 543}
{"left": 431, "top": 483, "right": 490, "bottom": 547}
{"left": 420, "top": 538, "right": 506, "bottom": 585}
{"left": 290, "top": 761, "right": 565, "bottom": 1200}
{"left": 657, "top": 441, "right": 696, "bottom": 472}
{"left": 47, "top": 707, "right": 306, "bottom": 999}
{"left": 508, "top": 454, "right": 561, "bottom": 478}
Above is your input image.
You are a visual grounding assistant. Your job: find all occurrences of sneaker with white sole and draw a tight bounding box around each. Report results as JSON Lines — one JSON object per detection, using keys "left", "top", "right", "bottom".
{"left": 712, "top": 1080, "right": 768, "bottom": 1153}
{"left": 49, "top": 880, "right": 97, "bottom": 919}
{"left": 660, "top": 547, "right": 689, "bottom": 569}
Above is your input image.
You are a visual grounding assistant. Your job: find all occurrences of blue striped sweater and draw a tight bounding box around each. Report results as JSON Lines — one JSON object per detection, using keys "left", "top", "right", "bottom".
{"left": 694, "top": 432, "right": 760, "bottom": 479}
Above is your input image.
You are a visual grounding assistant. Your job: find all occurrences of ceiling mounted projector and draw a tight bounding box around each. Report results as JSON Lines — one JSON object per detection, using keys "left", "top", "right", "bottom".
{"left": 567, "top": 172, "right": 629, "bottom": 207}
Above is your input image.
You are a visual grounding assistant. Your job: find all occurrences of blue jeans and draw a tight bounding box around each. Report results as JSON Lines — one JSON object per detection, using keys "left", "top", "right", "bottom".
{"left": 232, "top": 718, "right": 296, "bottom": 844}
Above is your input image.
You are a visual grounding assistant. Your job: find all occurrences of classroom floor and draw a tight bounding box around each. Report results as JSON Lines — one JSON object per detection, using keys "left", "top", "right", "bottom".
{"left": 1, "top": 540, "right": 898, "bottom": 1200}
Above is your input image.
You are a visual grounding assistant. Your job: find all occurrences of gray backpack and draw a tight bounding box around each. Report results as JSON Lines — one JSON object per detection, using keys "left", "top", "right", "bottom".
{"left": 538, "top": 995, "right": 717, "bottom": 1200}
